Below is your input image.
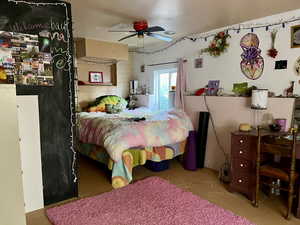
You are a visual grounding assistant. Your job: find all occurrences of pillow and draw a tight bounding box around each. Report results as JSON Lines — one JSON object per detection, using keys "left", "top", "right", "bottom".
{"left": 88, "top": 95, "right": 128, "bottom": 112}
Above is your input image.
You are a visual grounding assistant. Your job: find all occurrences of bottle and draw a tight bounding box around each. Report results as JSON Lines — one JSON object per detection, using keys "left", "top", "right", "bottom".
{"left": 271, "top": 181, "right": 275, "bottom": 195}
{"left": 275, "top": 179, "right": 280, "bottom": 196}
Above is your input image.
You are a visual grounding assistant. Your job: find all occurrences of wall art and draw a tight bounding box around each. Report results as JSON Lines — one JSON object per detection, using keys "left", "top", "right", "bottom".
{"left": 275, "top": 60, "right": 287, "bottom": 70}
{"left": 0, "top": 31, "right": 53, "bottom": 86}
{"left": 291, "top": 25, "right": 300, "bottom": 48}
{"left": 201, "top": 31, "right": 230, "bottom": 57}
{"left": 267, "top": 30, "right": 278, "bottom": 58}
{"left": 89, "top": 71, "right": 103, "bottom": 83}
{"left": 240, "top": 33, "right": 264, "bottom": 80}
{"left": 194, "top": 57, "right": 203, "bottom": 68}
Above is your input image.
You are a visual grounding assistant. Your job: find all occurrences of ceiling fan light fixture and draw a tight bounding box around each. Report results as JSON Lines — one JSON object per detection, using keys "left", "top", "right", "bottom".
{"left": 134, "top": 21, "right": 148, "bottom": 31}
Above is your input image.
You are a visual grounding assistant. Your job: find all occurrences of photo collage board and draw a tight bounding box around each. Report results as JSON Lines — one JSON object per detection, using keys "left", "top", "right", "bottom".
{"left": 0, "top": 31, "right": 53, "bottom": 86}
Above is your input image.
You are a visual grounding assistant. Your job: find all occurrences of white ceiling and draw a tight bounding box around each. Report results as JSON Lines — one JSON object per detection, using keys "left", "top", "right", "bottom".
{"left": 67, "top": 0, "right": 300, "bottom": 47}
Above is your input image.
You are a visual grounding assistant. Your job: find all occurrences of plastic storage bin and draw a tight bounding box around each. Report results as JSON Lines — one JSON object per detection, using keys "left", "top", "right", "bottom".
{"left": 144, "top": 160, "right": 169, "bottom": 172}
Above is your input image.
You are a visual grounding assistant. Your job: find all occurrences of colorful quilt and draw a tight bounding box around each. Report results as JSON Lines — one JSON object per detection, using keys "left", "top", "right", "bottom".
{"left": 79, "top": 109, "right": 193, "bottom": 162}
{"left": 79, "top": 141, "right": 186, "bottom": 189}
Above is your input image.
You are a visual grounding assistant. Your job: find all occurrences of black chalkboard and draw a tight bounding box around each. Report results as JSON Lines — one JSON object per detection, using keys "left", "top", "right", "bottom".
{"left": 0, "top": 0, "right": 77, "bottom": 205}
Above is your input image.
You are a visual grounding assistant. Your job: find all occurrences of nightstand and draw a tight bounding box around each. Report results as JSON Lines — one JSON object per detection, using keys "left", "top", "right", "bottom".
{"left": 229, "top": 131, "right": 257, "bottom": 201}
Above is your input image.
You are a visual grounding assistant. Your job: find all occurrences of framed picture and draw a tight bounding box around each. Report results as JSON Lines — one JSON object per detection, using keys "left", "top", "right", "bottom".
{"left": 89, "top": 71, "right": 103, "bottom": 83}
{"left": 194, "top": 58, "right": 203, "bottom": 68}
{"left": 206, "top": 80, "right": 220, "bottom": 96}
{"left": 291, "top": 25, "right": 300, "bottom": 48}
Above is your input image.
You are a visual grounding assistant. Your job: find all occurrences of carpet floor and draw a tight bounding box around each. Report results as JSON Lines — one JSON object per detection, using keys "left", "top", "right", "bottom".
{"left": 26, "top": 156, "right": 300, "bottom": 225}
{"left": 46, "top": 177, "right": 255, "bottom": 225}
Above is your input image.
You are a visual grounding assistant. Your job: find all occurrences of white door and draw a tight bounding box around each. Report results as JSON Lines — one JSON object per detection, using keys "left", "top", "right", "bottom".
{"left": 0, "top": 85, "right": 26, "bottom": 225}
{"left": 17, "top": 96, "right": 44, "bottom": 213}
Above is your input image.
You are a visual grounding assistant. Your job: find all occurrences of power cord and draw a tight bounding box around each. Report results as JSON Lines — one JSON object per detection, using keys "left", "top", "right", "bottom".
{"left": 203, "top": 95, "right": 231, "bottom": 182}
{"left": 203, "top": 95, "right": 229, "bottom": 163}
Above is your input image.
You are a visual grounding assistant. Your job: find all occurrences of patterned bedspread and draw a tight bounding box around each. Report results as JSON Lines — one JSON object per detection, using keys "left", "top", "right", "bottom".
{"left": 79, "top": 109, "right": 193, "bottom": 162}
{"left": 79, "top": 141, "right": 187, "bottom": 189}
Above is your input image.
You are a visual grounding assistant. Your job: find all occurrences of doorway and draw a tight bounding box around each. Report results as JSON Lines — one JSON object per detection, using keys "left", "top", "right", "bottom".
{"left": 154, "top": 68, "right": 177, "bottom": 110}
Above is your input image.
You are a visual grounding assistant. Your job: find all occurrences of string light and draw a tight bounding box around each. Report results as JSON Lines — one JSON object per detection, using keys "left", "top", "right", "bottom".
{"left": 134, "top": 15, "right": 298, "bottom": 55}
{"left": 9, "top": 0, "right": 78, "bottom": 183}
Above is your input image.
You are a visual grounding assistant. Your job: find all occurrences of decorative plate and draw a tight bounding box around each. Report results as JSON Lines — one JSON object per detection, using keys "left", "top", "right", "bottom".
{"left": 295, "top": 56, "right": 300, "bottom": 75}
{"left": 240, "top": 33, "right": 264, "bottom": 80}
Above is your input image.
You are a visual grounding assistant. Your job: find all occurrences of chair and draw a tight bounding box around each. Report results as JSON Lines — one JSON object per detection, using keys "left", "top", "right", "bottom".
{"left": 254, "top": 127, "right": 299, "bottom": 219}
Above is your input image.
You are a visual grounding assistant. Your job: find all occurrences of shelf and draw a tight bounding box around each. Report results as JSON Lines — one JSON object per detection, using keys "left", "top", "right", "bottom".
{"left": 78, "top": 82, "right": 114, "bottom": 87}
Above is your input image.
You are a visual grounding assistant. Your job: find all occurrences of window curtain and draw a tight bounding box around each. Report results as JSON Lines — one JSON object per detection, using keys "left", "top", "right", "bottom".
{"left": 175, "top": 58, "right": 187, "bottom": 110}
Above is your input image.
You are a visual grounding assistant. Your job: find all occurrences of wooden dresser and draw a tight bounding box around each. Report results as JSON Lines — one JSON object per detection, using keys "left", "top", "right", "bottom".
{"left": 230, "top": 131, "right": 257, "bottom": 202}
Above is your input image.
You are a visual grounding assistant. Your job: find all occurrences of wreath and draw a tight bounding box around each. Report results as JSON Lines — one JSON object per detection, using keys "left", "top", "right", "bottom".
{"left": 201, "top": 32, "right": 231, "bottom": 57}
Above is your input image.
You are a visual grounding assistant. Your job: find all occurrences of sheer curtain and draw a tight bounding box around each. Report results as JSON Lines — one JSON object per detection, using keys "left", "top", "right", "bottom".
{"left": 175, "top": 58, "right": 187, "bottom": 110}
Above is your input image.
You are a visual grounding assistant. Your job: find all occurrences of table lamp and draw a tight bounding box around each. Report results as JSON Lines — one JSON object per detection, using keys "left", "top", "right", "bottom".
{"left": 251, "top": 89, "right": 268, "bottom": 128}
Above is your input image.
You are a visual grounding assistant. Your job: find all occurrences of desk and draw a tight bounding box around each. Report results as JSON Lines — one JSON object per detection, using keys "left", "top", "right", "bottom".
{"left": 229, "top": 130, "right": 300, "bottom": 218}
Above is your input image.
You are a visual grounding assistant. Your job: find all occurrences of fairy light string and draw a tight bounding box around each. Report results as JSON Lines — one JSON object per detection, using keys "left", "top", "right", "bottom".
{"left": 133, "top": 16, "right": 300, "bottom": 55}
{"left": 8, "top": 0, "right": 78, "bottom": 183}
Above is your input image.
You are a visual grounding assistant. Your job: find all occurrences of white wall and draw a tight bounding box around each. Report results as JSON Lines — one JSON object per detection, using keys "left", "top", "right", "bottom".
{"left": 185, "top": 96, "right": 295, "bottom": 170}
{"left": 132, "top": 9, "right": 300, "bottom": 96}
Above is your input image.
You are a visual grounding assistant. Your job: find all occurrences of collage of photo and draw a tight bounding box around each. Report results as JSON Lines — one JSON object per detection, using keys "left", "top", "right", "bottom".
{"left": 0, "top": 31, "right": 53, "bottom": 86}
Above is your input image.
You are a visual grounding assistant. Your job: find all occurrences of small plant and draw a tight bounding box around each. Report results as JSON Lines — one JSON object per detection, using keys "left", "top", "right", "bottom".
{"left": 267, "top": 30, "right": 278, "bottom": 58}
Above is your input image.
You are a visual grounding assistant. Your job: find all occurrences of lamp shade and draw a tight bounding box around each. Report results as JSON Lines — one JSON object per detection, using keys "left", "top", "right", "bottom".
{"left": 251, "top": 89, "right": 268, "bottom": 110}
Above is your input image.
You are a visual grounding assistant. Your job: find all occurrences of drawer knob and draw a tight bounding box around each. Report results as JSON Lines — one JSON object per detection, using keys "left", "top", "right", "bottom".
{"left": 239, "top": 150, "right": 244, "bottom": 154}
{"left": 240, "top": 139, "right": 244, "bottom": 144}
{"left": 238, "top": 179, "right": 243, "bottom": 183}
{"left": 240, "top": 164, "right": 244, "bottom": 167}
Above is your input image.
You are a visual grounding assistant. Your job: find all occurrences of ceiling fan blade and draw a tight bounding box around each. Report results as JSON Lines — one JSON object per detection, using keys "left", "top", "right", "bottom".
{"left": 146, "top": 26, "right": 165, "bottom": 32}
{"left": 147, "top": 33, "right": 173, "bottom": 42}
{"left": 108, "top": 30, "right": 136, "bottom": 33}
{"left": 118, "top": 33, "right": 138, "bottom": 41}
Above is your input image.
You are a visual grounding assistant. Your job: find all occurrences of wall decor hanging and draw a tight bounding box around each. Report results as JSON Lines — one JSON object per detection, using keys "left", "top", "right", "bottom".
{"left": 194, "top": 58, "right": 203, "bottom": 68}
{"left": 267, "top": 30, "right": 278, "bottom": 58}
{"left": 240, "top": 33, "right": 264, "bottom": 80}
{"left": 0, "top": 31, "right": 53, "bottom": 86}
{"left": 294, "top": 56, "right": 300, "bottom": 75}
{"left": 291, "top": 25, "right": 300, "bottom": 48}
{"left": 275, "top": 60, "right": 287, "bottom": 70}
{"left": 201, "top": 31, "right": 230, "bottom": 57}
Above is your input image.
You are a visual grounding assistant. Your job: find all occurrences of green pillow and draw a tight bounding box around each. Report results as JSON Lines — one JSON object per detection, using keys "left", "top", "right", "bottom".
{"left": 88, "top": 95, "right": 127, "bottom": 112}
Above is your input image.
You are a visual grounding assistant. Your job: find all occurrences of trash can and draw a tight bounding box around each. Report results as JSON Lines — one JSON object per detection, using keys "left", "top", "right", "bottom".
{"left": 183, "top": 130, "right": 197, "bottom": 171}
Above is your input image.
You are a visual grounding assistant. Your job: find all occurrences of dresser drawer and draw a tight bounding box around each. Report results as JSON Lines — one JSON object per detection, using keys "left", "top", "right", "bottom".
{"left": 232, "top": 157, "right": 253, "bottom": 174}
{"left": 231, "top": 135, "right": 256, "bottom": 159}
{"left": 232, "top": 135, "right": 252, "bottom": 148}
{"left": 231, "top": 173, "right": 251, "bottom": 192}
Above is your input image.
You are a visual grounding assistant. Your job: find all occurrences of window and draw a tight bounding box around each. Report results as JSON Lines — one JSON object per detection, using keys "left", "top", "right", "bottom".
{"left": 154, "top": 68, "right": 177, "bottom": 110}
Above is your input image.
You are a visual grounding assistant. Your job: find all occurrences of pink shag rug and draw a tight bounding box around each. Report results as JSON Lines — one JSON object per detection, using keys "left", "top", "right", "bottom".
{"left": 46, "top": 177, "right": 255, "bottom": 225}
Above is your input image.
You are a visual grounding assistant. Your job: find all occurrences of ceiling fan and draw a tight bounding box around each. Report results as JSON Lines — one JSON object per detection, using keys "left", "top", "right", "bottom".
{"left": 109, "top": 21, "right": 173, "bottom": 42}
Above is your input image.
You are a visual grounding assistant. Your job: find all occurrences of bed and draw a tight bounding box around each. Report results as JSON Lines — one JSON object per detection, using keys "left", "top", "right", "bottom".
{"left": 78, "top": 106, "right": 193, "bottom": 189}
